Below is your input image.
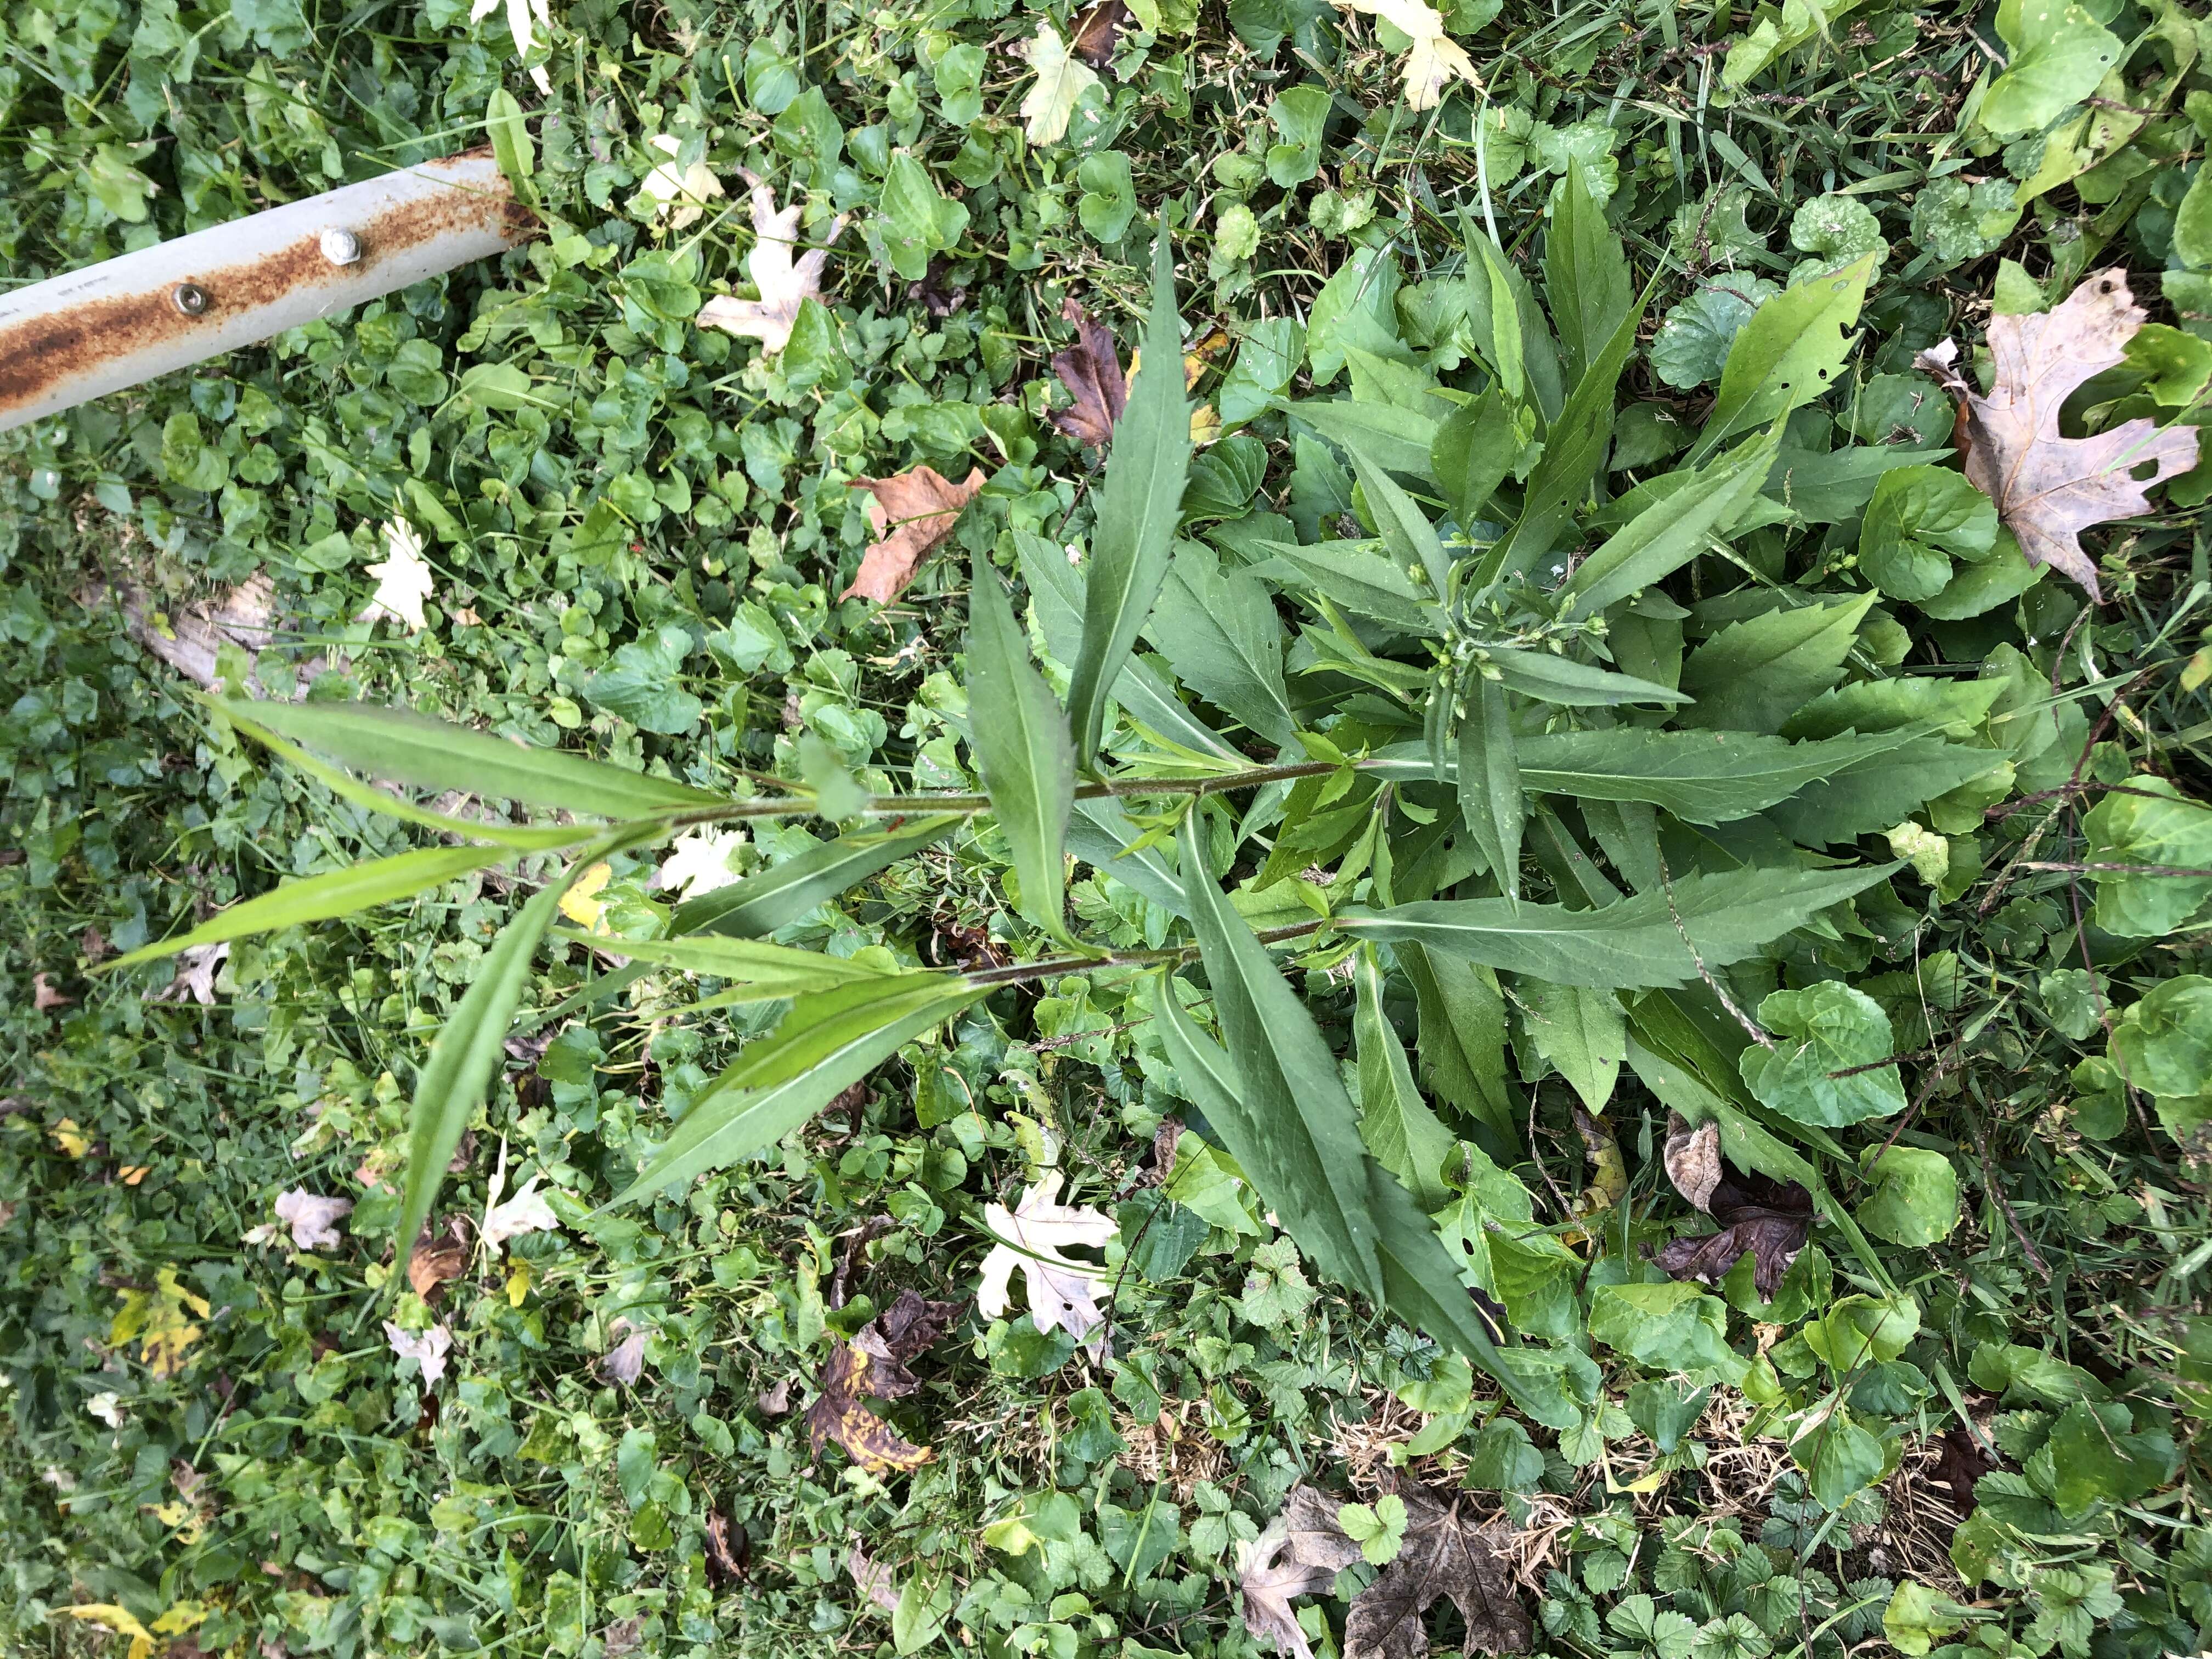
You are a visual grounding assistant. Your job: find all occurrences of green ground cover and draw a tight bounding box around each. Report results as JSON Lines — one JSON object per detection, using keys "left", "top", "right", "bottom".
{"left": 7, "top": 0, "right": 2212, "bottom": 1655}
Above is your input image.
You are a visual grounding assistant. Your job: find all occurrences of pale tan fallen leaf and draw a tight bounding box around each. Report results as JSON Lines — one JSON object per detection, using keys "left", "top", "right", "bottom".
{"left": 847, "top": 1543, "right": 902, "bottom": 1613}
{"left": 360, "top": 516, "right": 434, "bottom": 633}
{"left": 481, "top": 1150, "right": 562, "bottom": 1254}
{"left": 385, "top": 1320, "right": 453, "bottom": 1385}
{"left": 697, "top": 177, "right": 849, "bottom": 354}
{"left": 408, "top": 1216, "right": 471, "bottom": 1299}
{"left": 471, "top": 0, "right": 551, "bottom": 93}
{"left": 841, "top": 466, "right": 989, "bottom": 603}
{"left": 1017, "top": 21, "right": 1101, "bottom": 144}
{"left": 1661, "top": 1113, "right": 1721, "bottom": 1213}
{"left": 146, "top": 941, "right": 228, "bottom": 1006}
{"left": 975, "top": 1173, "right": 1119, "bottom": 1346}
{"left": 635, "top": 134, "right": 725, "bottom": 229}
{"left": 1917, "top": 269, "right": 2200, "bottom": 600}
{"left": 599, "top": 1316, "right": 648, "bottom": 1385}
{"left": 274, "top": 1188, "right": 354, "bottom": 1251}
{"left": 33, "top": 972, "right": 73, "bottom": 1011}
{"left": 1334, "top": 0, "right": 1481, "bottom": 110}
{"left": 1237, "top": 1517, "right": 1340, "bottom": 1659}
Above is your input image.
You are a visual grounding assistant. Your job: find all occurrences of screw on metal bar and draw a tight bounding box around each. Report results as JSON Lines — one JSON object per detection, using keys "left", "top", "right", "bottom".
{"left": 319, "top": 228, "right": 362, "bottom": 267}
{"left": 171, "top": 283, "right": 209, "bottom": 316}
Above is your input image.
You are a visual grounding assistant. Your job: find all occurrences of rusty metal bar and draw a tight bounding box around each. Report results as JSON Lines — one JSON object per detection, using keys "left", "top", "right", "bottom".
{"left": 0, "top": 150, "right": 535, "bottom": 435}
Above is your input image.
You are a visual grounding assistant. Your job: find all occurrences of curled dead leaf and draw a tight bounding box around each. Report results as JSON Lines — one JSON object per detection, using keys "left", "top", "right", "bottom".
{"left": 847, "top": 1543, "right": 902, "bottom": 1613}
{"left": 705, "top": 1509, "right": 750, "bottom": 1585}
{"left": 408, "top": 1216, "right": 471, "bottom": 1301}
{"left": 1237, "top": 1517, "right": 1340, "bottom": 1659}
{"left": 599, "top": 1317, "right": 647, "bottom": 1386}
{"left": 1661, "top": 1113, "right": 1722, "bottom": 1213}
{"left": 1069, "top": 0, "right": 1130, "bottom": 66}
{"left": 33, "top": 972, "right": 74, "bottom": 1011}
{"left": 841, "top": 466, "right": 989, "bottom": 605}
{"left": 1649, "top": 1159, "right": 1814, "bottom": 1301}
{"left": 1916, "top": 268, "right": 2200, "bottom": 600}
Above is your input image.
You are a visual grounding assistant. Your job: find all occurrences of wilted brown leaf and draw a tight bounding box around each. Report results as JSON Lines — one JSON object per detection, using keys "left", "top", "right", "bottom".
{"left": 1929, "top": 1423, "right": 1996, "bottom": 1515}
{"left": 1649, "top": 1159, "right": 1813, "bottom": 1301}
{"left": 599, "top": 1317, "right": 647, "bottom": 1386}
{"left": 408, "top": 1216, "right": 470, "bottom": 1301}
{"left": 1916, "top": 269, "right": 2200, "bottom": 600}
{"left": 1050, "top": 308, "right": 1127, "bottom": 450}
{"left": 1661, "top": 1113, "right": 1722, "bottom": 1213}
{"left": 1237, "top": 1517, "right": 1340, "bottom": 1659}
{"left": 756, "top": 1376, "right": 793, "bottom": 1416}
{"left": 697, "top": 175, "right": 849, "bottom": 355}
{"left": 847, "top": 1543, "right": 902, "bottom": 1613}
{"left": 1069, "top": 0, "right": 1130, "bottom": 66}
{"left": 840, "top": 466, "right": 989, "bottom": 605}
{"left": 802, "top": 1289, "right": 960, "bottom": 1474}
{"left": 1344, "top": 1485, "right": 1530, "bottom": 1658}
{"left": 705, "top": 1509, "right": 749, "bottom": 1585}
{"left": 33, "top": 972, "right": 74, "bottom": 1011}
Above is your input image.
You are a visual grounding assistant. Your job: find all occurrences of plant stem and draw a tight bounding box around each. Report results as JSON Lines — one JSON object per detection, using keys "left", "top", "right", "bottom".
{"left": 961, "top": 918, "right": 1330, "bottom": 990}
{"left": 656, "top": 759, "right": 1342, "bottom": 828}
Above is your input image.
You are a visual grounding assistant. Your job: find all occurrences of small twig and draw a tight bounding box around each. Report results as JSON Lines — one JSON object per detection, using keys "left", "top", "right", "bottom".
{"left": 1968, "top": 1112, "right": 2051, "bottom": 1282}
{"left": 2011, "top": 860, "right": 2212, "bottom": 878}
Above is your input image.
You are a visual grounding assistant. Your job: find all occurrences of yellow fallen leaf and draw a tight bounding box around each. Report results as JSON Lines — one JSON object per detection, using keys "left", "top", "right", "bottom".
{"left": 110, "top": 1267, "right": 211, "bottom": 1379}
{"left": 558, "top": 862, "right": 613, "bottom": 931}
{"left": 1333, "top": 0, "right": 1481, "bottom": 109}
{"left": 54, "top": 1605, "right": 155, "bottom": 1659}
{"left": 1190, "top": 404, "right": 1222, "bottom": 447}
{"left": 54, "top": 1119, "right": 91, "bottom": 1156}
{"left": 153, "top": 1602, "right": 210, "bottom": 1638}
{"left": 506, "top": 1261, "right": 532, "bottom": 1306}
{"left": 118, "top": 1165, "right": 151, "bottom": 1186}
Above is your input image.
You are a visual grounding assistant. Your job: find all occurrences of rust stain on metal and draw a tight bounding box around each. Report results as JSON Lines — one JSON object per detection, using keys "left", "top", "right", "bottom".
{"left": 0, "top": 162, "right": 537, "bottom": 421}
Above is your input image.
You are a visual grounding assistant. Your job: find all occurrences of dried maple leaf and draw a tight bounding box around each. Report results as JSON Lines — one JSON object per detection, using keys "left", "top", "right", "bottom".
{"left": 1333, "top": 0, "right": 1481, "bottom": 111}
{"left": 840, "top": 466, "right": 988, "bottom": 604}
{"left": 147, "top": 941, "right": 228, "bottom": 1006}
{"left": 1344, "top": 1485, "right": 1530, "bottom": 1658}
{"left": 1916, "top": 269, "right": 2200, "bottom": 600}
{"left": 1650, "top": 1153, "right": 1814, "bottom": 1301}
{"left": 697, "top": 176, "right": 849, "bottom": 355}
{"left": 803, "top": 1289, "right": 960, "bottom": 1474}
{"left": 1069, "top": 0, "right": 1130, "bottom": 67}
{"left": 975, "top": 1173, "right": 1120, "bottom": 1345}
{"left": 360, "top": 516, "right": 434, "bottom": 633}
{"left": 1051, "top": 307, "right": 1127, "bottom": 450}
{"left": 1237, "top": 1517, "right": 1341, "bottom": 1659}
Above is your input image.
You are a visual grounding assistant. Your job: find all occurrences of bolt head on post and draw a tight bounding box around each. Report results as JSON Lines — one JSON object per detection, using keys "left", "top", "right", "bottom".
{"left": 171, "top": 283, "right": 209, "bottom": 316}
{"left": 319, "top": 228, "right": 363, "bottom": 266}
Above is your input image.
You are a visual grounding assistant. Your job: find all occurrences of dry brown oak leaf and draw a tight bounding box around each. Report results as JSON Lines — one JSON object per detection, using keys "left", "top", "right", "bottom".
{"left": 1916, "top": 268, "right": 2198, "bottom": 601}
{"left": 697, "top": 174, "right": 849, "bottom": 355}
{"left": 1050, "top": 306, "right": 1128, "bottom": 450}
{"left": 841, "top": 466, "right": 989, "bottom": 603}
{"left": 803, "top": 1289, "right": 961, "bottom": 1474}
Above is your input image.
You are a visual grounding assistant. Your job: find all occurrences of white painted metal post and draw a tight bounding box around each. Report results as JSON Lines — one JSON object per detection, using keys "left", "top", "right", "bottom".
{"left": 0, "top": 150, "right": 535, "bottom": 434}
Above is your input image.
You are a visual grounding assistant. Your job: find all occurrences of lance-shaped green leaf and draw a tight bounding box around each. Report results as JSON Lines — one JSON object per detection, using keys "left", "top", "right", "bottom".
{"left": 1545, "top": 160, "right": 1633, "bottom": 381}
{"left": 678, "top": 815, "right": 964, "bottom": 936}
{"left": 1014, "top": 529, "right": 1237, "bottom": 762}
{"left": 223, "top": 704, "right": 594, "bottom": 850}
{"left": 1696, "top": 253, "right": 1874, "bottom": 455}
{"left": 1153, "top": 964, "right": 1536, "bottom": 1413}
{"left": 1143, "top": 540, "right": 1299, "bottom": 748}
{"left": 1353, "top": 947, "right": 1457, "bottom": 1211}
{"left": 1176, "top": 811, "right": 1384, "bottom": 1298}
{"left": 1278, "top": 397, "right": 1441, "bottom": 483}
{"left": 1520, "top": 983, "right": 1624, "bottom": 1113}
{"left": 104, "top": 846, "right": 511, "bottom": 972}
{"left": 1455, "top": 679, "right": 1523, "bottom": 901}
{"left": 538, "top": 815, "right": 965, "bottom": 1027}
{"left": 611, "top": 975, "right": 988, "bottom": 1204}
{"left": 1401, "top": 944, "right": 1518, "bottom": 1146}
{"left": 1555, "top": 432, "right": 1779, "bottom": 619}
{"left": 1344, "top": 435, "right": 1451, "bottom": 594}
{"left": 557, "top": 931, "right": 895, "bottom": 1001}
{"left": 1368, "top": 726, "right": 1940, "bottom": 825}
{"left": 1260, "top": 538, "right": 1439, "bottom": 635}
{"left": 1431, "top": 389, "right": 1521, "bottom": 529}
{"left": 1340, "top": 864, "right": 1899, "bottom": 989}
{"left": 1488, "top": 648, "right": 1688, "bottom": 708}
{"left": 1067, "top": 794, "right": 1188, "bottom": 918}
{"left": 1068, "top": 232, "right": 1193, "bottom": 765}
{"left": 394, "top": 874, "right": 571, "bottom": 1267}
{"left": 1678, "top": 592, "right": 1877, "bottom": 732}
{"left": 228, "top": 698, "right": 723, "bottom": 820}
{"left": 967, "top": 550, "right": 1076, "bottom": 938}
